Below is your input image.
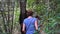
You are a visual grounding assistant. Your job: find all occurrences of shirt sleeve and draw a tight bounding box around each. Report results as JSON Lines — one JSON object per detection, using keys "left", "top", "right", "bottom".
{"left": 33, "top": 18, "right": 37, "bottom": 24}
{"left": 34, "top": 18, "right": 38, "bottom": 21}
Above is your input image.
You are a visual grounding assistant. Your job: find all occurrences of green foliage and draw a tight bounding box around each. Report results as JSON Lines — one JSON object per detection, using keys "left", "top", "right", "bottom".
{"left": 27, "top": 0, "right": 60, "bottom": 34}
{"left": 0, "top": 0, "right": 59, "bottom": 34}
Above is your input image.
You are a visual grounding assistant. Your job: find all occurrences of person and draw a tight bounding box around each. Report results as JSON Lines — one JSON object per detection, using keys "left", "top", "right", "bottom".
{"left": 35, "top": 15, "right": 43, "bottom": 34}
{"left": 22, "top": 10, "right": 38, "bottom": 34}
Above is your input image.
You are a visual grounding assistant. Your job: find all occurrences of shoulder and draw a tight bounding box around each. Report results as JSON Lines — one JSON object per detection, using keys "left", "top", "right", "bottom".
{"left": 24, "top": 18, "right": 28, "bottom": 21}
{"left": 23, "top": 18, "right": 28, "bottom": 23}
{"left": 32, "top": 17, "right": 37, "bottom": 21}
{"left": 33, "top": 17, "right": 37, "bottom": 20}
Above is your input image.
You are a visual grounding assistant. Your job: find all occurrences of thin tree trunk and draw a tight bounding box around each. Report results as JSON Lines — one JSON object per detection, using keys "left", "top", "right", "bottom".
{"left": 1, "top": 11, "right": 7, "bottom": 34}
{"left": 11, "top": 3, "right": 15, "bottom": 34}
{"left": 1, "top": 1, "right": 7, "bottom": 33}
{"left": 7, "top": 0, "right": 10, "bottom": 34}
{"left": 19, "top": 0, "right": 27, "bottom": 34}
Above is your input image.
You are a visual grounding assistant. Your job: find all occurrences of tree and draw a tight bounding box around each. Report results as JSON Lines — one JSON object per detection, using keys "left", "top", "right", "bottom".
{"left": 19, "top": 0, "right": 27, "bottom": 34}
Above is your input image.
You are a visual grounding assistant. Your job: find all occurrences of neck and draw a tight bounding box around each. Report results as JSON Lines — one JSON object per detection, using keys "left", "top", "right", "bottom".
{"left": 28, "top": 16, "right": 32, "bottom": 18}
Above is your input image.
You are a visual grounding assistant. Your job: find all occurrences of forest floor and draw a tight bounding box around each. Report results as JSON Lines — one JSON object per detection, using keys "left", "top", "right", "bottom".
{"left": 13, "top": 24, "right": 46, "bottom": 34}
{"left": 13, "top": 30, "right": 46, "bottom": 34}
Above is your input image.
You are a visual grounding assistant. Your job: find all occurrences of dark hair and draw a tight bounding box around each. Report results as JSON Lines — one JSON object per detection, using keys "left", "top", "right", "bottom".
{"left": 27, "top": 10, "right": 33, "bottom": 17}
{"left": 35, "top": 15, "right": 40, "bottom": 20}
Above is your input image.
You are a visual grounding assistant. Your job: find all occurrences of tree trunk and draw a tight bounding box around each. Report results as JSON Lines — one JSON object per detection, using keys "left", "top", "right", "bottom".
{"left": 19, "top": 0, "right": 27, "bottom": 34}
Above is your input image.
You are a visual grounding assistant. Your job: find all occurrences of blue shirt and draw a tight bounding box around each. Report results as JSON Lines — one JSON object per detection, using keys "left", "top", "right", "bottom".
{"left": 23, "top": 17, "right": 37, "bottom": 34}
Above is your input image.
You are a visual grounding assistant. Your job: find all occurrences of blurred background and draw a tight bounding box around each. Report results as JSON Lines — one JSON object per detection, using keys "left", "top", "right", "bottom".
{"left": 0, "top": 0, "right": 60, "bottom": 34}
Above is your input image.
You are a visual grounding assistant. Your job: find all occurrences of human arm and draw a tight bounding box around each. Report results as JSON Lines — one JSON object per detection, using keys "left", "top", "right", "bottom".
{"left": 35, "top": 20, "right": 38, "bottom": 31}
{"left": 22, "top": 23, "right": 25, "bottom": 32}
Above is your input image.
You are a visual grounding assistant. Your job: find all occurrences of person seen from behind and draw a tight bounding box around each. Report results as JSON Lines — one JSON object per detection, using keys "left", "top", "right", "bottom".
{"left": 22, "top": 9, "right": 38, "bottom": 34}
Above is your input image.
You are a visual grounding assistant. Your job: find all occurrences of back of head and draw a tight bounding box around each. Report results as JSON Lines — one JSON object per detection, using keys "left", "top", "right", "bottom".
{"left": 26, "top": 9, "right": 33, "bottom": 17}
